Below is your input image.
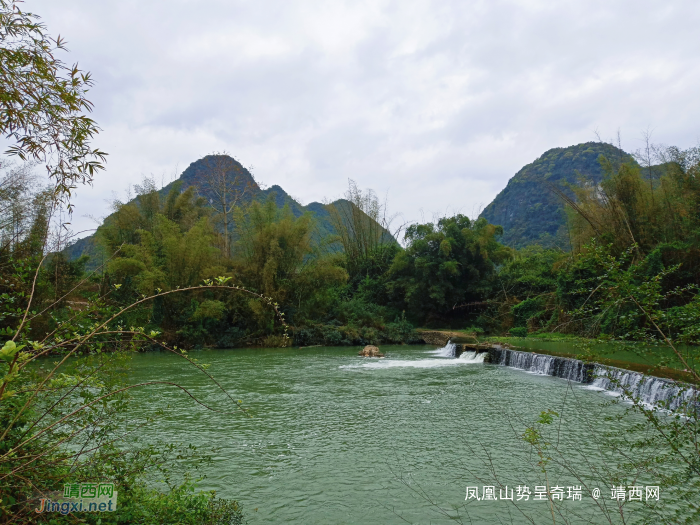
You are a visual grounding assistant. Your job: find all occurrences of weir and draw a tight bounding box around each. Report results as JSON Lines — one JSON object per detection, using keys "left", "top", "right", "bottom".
{"left": 488, "top": 346, "right": 594, "bottom": 383}
{"left": 430, "top": 342, "right": 487, "bottom": 362}
{"left": 487, "top": 346, "right": 698, "bottom": 412}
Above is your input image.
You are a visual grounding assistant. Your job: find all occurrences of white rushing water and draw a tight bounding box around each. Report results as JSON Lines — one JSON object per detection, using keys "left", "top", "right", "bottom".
{"left": 429, "top": 341, "right": 457, "bottom": 357}
{"left": 588, "top": 366, "right": 698, "bottom": 411}
{"left": 341, "top": 341, "right": 486, "bottom": 369}
{"left": 458, "top": 350, "right": 487, "bottom": 363}
{"left": 497, "top": 347, "right": 592, "bottom": 383}
{"left": 496, "top": 347, "right": 697, "bottom": 413}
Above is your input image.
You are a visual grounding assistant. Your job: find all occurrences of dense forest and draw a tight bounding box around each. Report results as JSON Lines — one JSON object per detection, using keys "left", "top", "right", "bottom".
{"left": 6, "top": 143, "right": 700, "bottom": 350}
{"left": 480, "top": 141, "right": 636, "bottom": 248}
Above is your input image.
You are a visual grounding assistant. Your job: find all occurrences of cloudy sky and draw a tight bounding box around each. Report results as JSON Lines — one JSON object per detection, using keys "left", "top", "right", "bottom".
{"left": 28, "top": 0, "right": 700, "bottom": 237}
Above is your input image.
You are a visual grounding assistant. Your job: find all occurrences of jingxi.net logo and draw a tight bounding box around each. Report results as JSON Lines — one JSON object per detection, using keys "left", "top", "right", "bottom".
{"left": 33, "top": 482, "right": 117, "bottom": 515}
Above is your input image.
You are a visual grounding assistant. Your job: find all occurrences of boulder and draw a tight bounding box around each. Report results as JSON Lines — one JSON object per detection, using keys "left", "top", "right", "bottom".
{"left": 358, "top": 345, "right": 384, "bottom": 357}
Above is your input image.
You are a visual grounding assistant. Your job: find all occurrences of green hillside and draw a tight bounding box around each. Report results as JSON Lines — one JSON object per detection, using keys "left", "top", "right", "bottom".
{"left": 64, "top": 155, "right": 389, "bottom": 265}
{"left": 479, "top": 142, "right": 635, "bottom": 248}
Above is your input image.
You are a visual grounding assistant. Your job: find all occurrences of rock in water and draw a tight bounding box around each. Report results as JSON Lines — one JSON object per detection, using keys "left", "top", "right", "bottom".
{"left": 359, "top": 345, "right": 384, "bottom": 357}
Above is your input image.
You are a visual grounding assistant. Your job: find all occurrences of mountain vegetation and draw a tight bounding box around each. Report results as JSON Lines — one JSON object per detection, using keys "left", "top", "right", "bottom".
{"left": 54, "top": 141, "right": 700, "bottom": 348}
{"left": 64, "top": 154, "right": 357, "bottom": 269}
{"left": 480, "top": 142, "right": 635, "bottom": 248}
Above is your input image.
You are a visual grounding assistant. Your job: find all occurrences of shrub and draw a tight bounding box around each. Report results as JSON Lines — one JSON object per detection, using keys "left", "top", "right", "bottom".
{"left": 216, "top": 327, "right": 246, "bottom": 348}
{"left": 322, "top": 327, "right": 343, "bottom": 346}
{"left": 509, "top": 327, "right": 528, "bottom": 337}
{"left": 262, "top": 335, "right": 289, "bottom": 347}
{"left": 512, "top": 297, "right": 545, "bottom": 327}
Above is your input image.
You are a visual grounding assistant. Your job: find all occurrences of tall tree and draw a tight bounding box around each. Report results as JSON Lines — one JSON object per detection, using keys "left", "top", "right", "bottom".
{"left": 234, "top": 197, "right": 347, "bottom": 324}
{"left": 198, "top": 153, "right": 256, "bottom": 257}
{"left": 388, "top": 215, "right": 508, "bottom": 325}
{"left": 326, "top": 179, "right": 401, "bottom": 286}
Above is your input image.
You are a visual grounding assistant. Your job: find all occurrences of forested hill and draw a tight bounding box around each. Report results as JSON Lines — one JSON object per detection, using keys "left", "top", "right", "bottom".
{"left": 479, "top": 142, "right": 635, "bottom": 248}
{"left": 64, "top": 154, "right": 361, "bottom": 263}
{"left": 169, "top": 155, "right": 318, "bottom": 221}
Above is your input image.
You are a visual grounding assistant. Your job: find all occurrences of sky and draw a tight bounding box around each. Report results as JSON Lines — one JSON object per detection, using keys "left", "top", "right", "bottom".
{"left": 26, "top": 0, "right": 700, "bottom": 238}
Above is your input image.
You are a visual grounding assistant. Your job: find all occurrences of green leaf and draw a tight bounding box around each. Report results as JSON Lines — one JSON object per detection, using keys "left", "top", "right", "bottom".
{"left": 0, "top": 340, "right": 25, "bottom": 361}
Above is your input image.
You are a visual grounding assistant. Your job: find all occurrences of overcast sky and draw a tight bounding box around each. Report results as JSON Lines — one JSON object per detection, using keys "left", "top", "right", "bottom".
{"left": 27, "top": 0, "right": 700, "bottom": 237}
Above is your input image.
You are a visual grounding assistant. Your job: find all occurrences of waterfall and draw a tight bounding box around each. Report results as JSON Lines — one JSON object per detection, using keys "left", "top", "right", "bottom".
{"left": 492, "top": 346, "right": 594, "bottom": 383}
{"left": 489, "top": 347, "right": 698, "bottom": 413}
{"left": 431, "top": 341, "right": 457, "bottom": 358}
{"left": 590, "top": 366, "right": 698, "bottom": 412}
{"left": 458, "top": 351, "right": 486, "bottom": 363}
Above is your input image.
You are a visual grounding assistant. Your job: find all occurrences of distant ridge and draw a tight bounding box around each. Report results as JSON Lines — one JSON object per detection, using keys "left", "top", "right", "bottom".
{"left": 64, "top": 155, "right": 387, "bottom": 264}
{"left": 479, "top": 142, "right": 634, "bottom": 249}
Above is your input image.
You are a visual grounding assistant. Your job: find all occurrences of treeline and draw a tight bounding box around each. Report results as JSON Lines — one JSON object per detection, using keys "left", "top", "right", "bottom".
{"left": 88, "top": 176, "right": 507, "bottom": 347}
{"left": 4, "top": 144, "right": 700, "bottom": 350}
{"left": 96, "top": 143, "right": 700, "bottom": 347}
{"left": 493, "top": 144, "right": 700, "bottom": 342}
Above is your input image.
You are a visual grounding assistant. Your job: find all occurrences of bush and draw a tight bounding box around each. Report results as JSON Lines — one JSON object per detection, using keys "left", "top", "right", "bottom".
{"left": 207, "top": 498, "right": 245, "bottom": 525}
{"left": 216, "top": 327, "right": 246, "bottom": 348}
{"left": 261, "top": 335, "right": 289, "bottom": 347}
{"left": 292, "top": 327, "right": 316, "bottom": 346}
{"left": 333, "top": 297, "right": 386, "bottom": 328}
{"left": 110, "top": 478, "right": 244, "bottom": 525}
{"left": 322, "top": 326, "right": 344, "bottom": 346}
{"left": 511, "top": 297, "right": 545, "bottom": 327}
{"left": 384, "top": 315, "right": 417, "bottom": 343}
{"left": 509, "top": 327, "right": 528, "bottom": 337}
{"left": 662, "top": 297, "right": 700, "bottom": 343}
{"left": 359, "top": 326, "right": 379, "bottom": 345}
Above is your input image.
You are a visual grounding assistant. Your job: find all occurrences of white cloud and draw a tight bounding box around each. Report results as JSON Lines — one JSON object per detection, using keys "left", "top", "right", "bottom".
{"left": 24, "top": 0, "right": 700, "bottom": 237}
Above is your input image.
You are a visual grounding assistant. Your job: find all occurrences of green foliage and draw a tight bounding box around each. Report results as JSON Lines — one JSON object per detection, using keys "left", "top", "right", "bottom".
{"left": 511, "top": 297, "right": 545, "bottom": 327}
{"left": 480, "top": 142, "right": 633, "bottom": 248}
{"left": 292, "top": 313, "right": 418, "bottom": 347}
{"left": 662, "top": 296, "right": 700, "bottom": 343}
{"left": 192, "top": 299, "right": 226, "bottom": 322}
{"left": 509, "top": 326, "right": 528, "bottom": 337}
{"left": 567, "top": 145, "right": 700, "bottom": 256}
{"left": 388, "top": 215, "right": 509, "bottom": 326}
{"left": 0, "top": 258, "right": 259, "bottom": 523}
{"left": 326, "top": 180, "right": 399, "bottom": 284}
{"left": 0, "top": 0, "right": 106, "bottom": 204}
{"left": 0, "top": 4, "right": 250, "bottom": 522}
{"left": 233, "top": 196, "right": 348, "bottom": 328}
{"left": 496, "top": 245, "right": 564, "bottom": 298}
{"left": 333, "top": 296, "right": 386, "bottom": 328}
{"left": 557, "top": 244, "right": 700, "bottom": 524}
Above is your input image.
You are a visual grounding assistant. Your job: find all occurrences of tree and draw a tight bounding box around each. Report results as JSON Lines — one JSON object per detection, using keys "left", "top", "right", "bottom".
{"left": 0, "top": 161, "right": 41, "bottom": 252}
{"left": 234, "top": 197, "right": 347, "bottom": 326}
{"left": 198, "top": 153, "right": 256, "bottom": 257}
{"left": 0, "top": 5, "right": 255, "bottom": 522}
{"left": 326, "top": 179, "right": 401, "bottom": 287}
{"left": 0, "top": 0, "right": 106, "bottom": 205}
{"left": 552, "top": 146, "right": 700, "bottom": 256}
{"left": 388, "top": 215, "right": 509, "bottom": 325}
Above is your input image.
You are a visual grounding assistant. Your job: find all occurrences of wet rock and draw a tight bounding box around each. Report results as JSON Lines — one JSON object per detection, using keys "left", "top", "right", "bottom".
{"left": 358, "top": 345, "right": 384, "bottom": 357}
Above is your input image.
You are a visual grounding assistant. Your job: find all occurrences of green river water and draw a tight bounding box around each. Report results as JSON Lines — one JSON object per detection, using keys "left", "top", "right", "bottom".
{"left": 126, "top": 345, "right": 664, "bottom": 524}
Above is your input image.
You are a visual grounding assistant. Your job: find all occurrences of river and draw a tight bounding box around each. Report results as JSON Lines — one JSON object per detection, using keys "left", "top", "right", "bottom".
{"left": 126, "top": 344, "right": 673, "bottom": 524}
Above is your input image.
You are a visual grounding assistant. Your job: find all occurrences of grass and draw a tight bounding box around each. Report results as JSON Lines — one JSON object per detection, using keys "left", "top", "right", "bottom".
{"left": 483, "top": 334, "right": 699, "bottom": 385}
